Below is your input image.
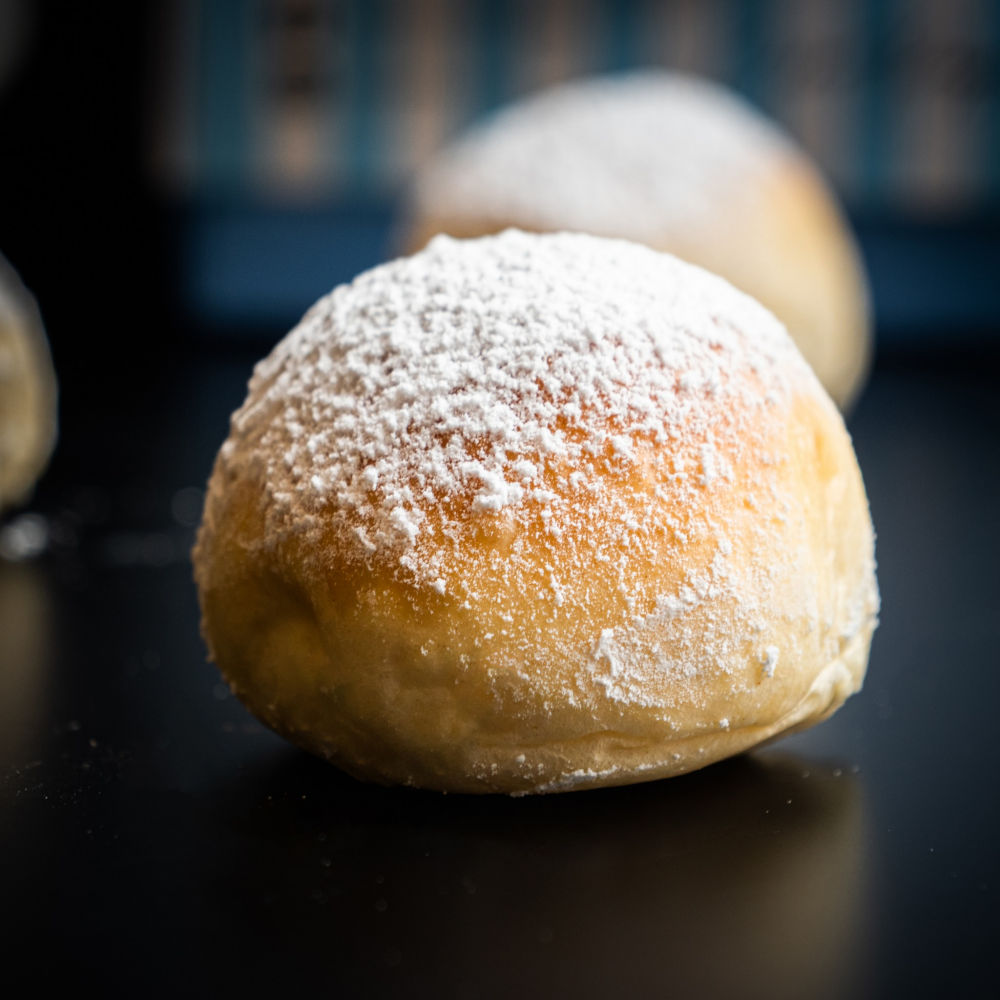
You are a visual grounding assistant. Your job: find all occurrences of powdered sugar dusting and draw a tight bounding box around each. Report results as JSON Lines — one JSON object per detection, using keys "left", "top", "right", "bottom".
{"left": 234, "top": 230, "right": 799, "bottom": 569}
{"left": 412, "top": 72, "right": 794, "bottom": 244}
{"left": 761, "top": 645, "right": 780, "bottom": 678}
{"left": 219, "top": 230, "right": 857, "bottom": 716}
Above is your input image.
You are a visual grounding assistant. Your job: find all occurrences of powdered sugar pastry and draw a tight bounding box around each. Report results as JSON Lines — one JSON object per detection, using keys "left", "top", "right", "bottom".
{"left": 225, "top": 232, "right": 814, "bottom": 612}
{"left": 412, "top": 72, "right": 794, "bottom": 244}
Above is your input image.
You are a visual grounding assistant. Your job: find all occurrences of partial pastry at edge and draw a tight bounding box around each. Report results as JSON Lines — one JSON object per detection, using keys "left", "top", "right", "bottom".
{"left": 0, "top": 254, "right": 57, "bottom": 512}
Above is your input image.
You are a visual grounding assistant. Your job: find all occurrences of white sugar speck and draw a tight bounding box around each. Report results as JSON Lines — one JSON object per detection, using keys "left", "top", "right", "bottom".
{"left": 761, "top": 645, "right": 779, "bottom": 678}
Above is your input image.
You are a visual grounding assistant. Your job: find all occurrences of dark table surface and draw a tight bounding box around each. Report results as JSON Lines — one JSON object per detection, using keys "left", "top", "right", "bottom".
{"left": 1, "top": 346, "right": 998, "bottom": 999}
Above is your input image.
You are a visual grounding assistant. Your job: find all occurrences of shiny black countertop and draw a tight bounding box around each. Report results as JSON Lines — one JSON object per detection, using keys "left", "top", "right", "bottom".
{"left": 2, "top": 349, "right": 998, "bottom": 998}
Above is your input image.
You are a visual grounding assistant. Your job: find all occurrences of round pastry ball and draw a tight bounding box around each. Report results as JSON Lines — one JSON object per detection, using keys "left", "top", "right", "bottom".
{"left": 194, "top": 231, "right": 878, "bottom": 795}
{"left": 0, "top": 254, "right": 57, "bottom": 513}
{"left": 404, "top": 72, "right": 871, "bottom": 410}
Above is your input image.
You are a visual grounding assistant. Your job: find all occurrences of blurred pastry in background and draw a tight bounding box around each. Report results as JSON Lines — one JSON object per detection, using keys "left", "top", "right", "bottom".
{"left": 404, "top": 71, "right": 871, "bottom": 409}
{"left": 0, "top": 253, "right": 57, "bottom": 512}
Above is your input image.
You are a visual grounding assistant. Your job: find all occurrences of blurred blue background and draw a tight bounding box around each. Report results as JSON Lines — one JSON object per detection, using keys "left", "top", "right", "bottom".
{"left": 145, "top": 0, "right": 1000, "bottom": 342}
{"left": 3, "top": 0, "right": 1000, "bottom": 364}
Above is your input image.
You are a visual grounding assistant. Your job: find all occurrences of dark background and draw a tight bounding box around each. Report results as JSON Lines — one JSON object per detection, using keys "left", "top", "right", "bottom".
{"left": 2, "top": 3, "right": 999, "bottom": 997}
